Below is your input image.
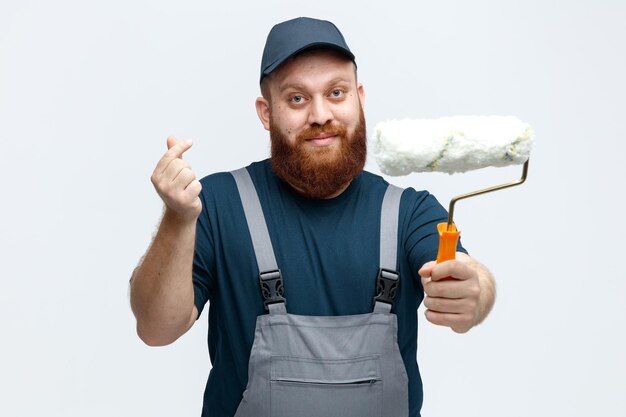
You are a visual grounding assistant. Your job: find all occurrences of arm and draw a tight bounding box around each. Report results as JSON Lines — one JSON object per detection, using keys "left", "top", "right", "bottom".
{"left": 418, "top": 252, "right": 496, "bottom": 333}
{"left": 129, "top": 137, "right": 203, "bottom": 346}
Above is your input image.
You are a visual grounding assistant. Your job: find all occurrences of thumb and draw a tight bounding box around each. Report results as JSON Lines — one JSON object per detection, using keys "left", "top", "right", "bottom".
{"left": 166, "top": 135, "right": 178, "bottom": 150}
{"left": 165, "top": 136, "right": 193, "bottom": 160}
{"left": 418, "top": 260, "right": 436, "bottom": 278}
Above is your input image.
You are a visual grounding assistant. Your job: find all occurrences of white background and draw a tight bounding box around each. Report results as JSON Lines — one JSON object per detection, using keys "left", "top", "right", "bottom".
{"left": 1, "top": 1, "right": 625, "bottom": 416}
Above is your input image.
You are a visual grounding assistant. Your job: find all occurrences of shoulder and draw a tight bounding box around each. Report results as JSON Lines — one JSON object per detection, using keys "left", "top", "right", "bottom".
{"left": 360, "top": 172, "right": 447, "bottom": 230}
{"left": 360, "top": 170, "right": 440, "bottom": 211}
{"left": 400, "top": 187, "right": 444, "bottom": 213}
{"left": 358, "top": 169, "right": 388, "bottom": 188}
{"left": 199, "top": 171, "right": 235, "bottom": 191}
{"left": 199, "top": 160, "right": 269, "bottom": 195}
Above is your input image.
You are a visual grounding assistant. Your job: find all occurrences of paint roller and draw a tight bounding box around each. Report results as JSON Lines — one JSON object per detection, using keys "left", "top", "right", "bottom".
{"left": 372, "top": 115, "right": 534, "bottom": 263}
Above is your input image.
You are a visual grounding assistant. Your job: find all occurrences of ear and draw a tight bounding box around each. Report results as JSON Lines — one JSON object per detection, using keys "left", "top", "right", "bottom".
{"left": 357, "top": 82, "right": 365, "bottom": 109}
{"left": 255, "top": 97, "right": 271, "bottom": 131}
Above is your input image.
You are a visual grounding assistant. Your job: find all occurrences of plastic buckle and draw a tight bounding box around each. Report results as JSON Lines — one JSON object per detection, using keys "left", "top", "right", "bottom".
{"left": 373, "top": 268, "right": 400, "bottom": 307}
{"left": 259, "top": 269, "right": 286, "bottom": 310}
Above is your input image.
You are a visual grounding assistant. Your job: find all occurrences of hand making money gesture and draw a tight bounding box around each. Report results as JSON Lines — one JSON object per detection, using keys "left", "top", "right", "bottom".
{"left": 150, "top": 136, "right": 203, "bottom": 222}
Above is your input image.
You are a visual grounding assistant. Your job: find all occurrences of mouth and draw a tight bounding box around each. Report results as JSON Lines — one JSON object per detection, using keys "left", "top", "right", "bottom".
{"left": 305, "top": 133, "right": 339, "bottom": 147}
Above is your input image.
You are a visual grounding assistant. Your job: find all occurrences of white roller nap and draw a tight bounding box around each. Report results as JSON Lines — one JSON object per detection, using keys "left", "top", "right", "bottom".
{"left": 372, "top": 116, "right": 534, "bottom": 175}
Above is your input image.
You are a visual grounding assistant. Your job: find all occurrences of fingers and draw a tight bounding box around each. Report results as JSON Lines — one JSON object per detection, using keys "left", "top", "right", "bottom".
{"left": 421, "top": 257, "right": 481, "bottom": 333}
{"left": 424, "top": 294, "right": 475, "bottom": 314}
{"left": 423, "top": 278, "right": 476, "bottom": 299}
{"left": 183, "top": 180, "right": 203, "bottom": 214}
{"left": 155, "top": 137, "right": 193, "bottom": 175}
{"left": 420, "top": 259, "right": 478, "bottom": 296}
{"left": 429, "top": 260, "right": 475, "bottom": 282}
{"left": 418, "top": 254, "right": 474, "bottom": 279}
{"left": 424, "top": 310, "right": 474, "bottom": 334}
{"left": 163, "top": 158, "right": 192, "bottom": 185}
{"left": 185, "top": 179, "right": 202, "bottom": 197}
{"left": 423, "top": 262, "right": 480, "bottom": 300}
{"left": 418, "top": 260, "right": 436, "bottom": 278}
{"left": 166, "top": 135, "right": 177, "bottom": 150}
{"left": 172, "top": 166, "right": 197, "bottom": 191}
{"left": 150, "top": 136, "right": 202, "bottom": 222}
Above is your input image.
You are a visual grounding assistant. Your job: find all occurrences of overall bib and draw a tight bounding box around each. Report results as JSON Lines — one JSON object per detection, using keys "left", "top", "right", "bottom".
{"left": 231, "top": 168, "right": 409, "bottom": 417}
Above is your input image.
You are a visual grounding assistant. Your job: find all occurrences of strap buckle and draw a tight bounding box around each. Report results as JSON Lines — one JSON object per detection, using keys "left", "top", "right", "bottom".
{"left": 373, "top": 268, "right": 400, "bottom": 307}
{"left": 259, "top": 269, "right": 286, "bottom": 311}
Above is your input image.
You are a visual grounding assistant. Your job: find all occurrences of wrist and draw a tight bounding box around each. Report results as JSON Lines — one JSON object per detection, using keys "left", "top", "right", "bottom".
{"left": 162, "top": 207, "right": 198, "bottom": 230}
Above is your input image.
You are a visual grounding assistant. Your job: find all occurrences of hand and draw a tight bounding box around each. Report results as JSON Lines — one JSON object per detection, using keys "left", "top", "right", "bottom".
{"left": 151, "top": 136, "right": 202, "bottom": 222}
{"left": 419, "top": 257, "right": 481, "bottom": 333}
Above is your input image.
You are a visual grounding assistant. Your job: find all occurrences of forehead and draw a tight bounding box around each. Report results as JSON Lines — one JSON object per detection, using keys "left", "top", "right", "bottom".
{"left": 268, "top": 49, "right": 356, "bottom": 91}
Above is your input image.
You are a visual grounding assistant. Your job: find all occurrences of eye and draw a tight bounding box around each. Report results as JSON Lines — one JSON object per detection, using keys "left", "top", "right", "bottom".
{"left": 289, "top": 95, "right": 304, "bottom": 104}
{"left": 330, "top": 89, "right": 343, "bottom": 98}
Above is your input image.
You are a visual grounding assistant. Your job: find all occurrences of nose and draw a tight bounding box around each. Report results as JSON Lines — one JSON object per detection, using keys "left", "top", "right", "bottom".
{"left": 307, "top": 97, "right": 333, "bottom": 126}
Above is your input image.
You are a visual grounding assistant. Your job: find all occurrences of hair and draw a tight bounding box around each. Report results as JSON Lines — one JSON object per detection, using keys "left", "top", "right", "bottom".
{"left": 260, "top": 75, "right": 273, "bottom": 101}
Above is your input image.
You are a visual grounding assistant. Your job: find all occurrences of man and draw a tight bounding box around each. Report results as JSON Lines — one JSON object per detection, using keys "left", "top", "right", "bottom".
{"left": 130, "top": 17, "right": 495, "bottom": 417}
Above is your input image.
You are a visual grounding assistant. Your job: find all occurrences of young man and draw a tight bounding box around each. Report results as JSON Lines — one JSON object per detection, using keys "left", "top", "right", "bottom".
{"left": 130, "top": 17, "right": 495, "bottom": 417}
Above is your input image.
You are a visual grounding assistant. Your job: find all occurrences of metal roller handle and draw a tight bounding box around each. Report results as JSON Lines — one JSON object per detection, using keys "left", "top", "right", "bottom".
{"left": 446, "top": 159, "right": 530, "bottom": 230}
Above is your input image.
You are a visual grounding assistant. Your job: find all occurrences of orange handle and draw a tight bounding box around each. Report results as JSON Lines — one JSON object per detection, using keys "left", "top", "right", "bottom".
{"left": 436, "top": 222, "right": 460, "bottom": 263}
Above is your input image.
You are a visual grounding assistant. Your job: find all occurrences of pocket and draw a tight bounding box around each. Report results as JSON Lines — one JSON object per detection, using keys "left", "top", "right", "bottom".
{"left": 270, "top": 355, "right": 382, "bottom": 417}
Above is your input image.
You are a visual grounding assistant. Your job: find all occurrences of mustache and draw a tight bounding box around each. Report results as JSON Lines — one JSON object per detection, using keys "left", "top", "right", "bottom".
{"left": 296, "top": 122, "right": 347, "bottom": 142}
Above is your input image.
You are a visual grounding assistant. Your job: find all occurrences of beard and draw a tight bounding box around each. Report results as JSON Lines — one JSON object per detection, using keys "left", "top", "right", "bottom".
{"left": 269, "top": 108, "right": 367, "bottom": 199}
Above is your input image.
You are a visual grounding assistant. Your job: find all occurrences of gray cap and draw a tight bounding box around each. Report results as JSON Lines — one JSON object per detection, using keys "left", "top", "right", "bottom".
{"left": 260, "top": 17, "right": 355, "bottom": 83}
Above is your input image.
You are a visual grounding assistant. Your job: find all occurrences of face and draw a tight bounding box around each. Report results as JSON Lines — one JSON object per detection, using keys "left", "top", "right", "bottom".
{"left": 256, "top": 49, "right": 367, "bottom": 199}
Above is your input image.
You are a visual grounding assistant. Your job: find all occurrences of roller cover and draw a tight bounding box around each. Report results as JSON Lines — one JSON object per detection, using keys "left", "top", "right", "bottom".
{"left": 372, "top": 116, "right": 534, "bottom": 175}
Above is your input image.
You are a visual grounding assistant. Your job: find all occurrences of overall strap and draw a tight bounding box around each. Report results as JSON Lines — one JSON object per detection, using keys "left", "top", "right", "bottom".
{"left": 374, "top": 184, "right": 404, "bottom": 314}
{"left": 231, "top": 168, "right": 287, "bottom": 315}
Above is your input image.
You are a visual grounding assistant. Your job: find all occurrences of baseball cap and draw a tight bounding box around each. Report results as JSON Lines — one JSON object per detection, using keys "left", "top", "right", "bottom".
{"left": 260, "top": 17, "right": 356, "bottom": 83}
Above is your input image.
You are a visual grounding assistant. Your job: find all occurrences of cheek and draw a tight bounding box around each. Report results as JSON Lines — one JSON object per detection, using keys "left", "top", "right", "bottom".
{"left": 336, "top": 95, "right": 362, "bottom": 119}
{"left": 274, "top": 109, "right": 304, "bottom": 135}
{"left": 336, "top": 107, "right": 361, "bottom": 127}
{"left": 279, "top": 119, "right": 294, "bottom": 136}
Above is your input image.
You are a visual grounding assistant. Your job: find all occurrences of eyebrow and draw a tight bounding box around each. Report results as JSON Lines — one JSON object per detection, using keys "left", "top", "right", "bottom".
{"left": 278, "top": 77, "right": 352, "bottom": 93}
{"left": 279, "top": 83, "right": 305, "bottom": 93}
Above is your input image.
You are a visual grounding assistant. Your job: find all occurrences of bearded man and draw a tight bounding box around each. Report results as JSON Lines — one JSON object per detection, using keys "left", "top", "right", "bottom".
{"left": 130, "top": 17, "right": 496, "bottom": 417}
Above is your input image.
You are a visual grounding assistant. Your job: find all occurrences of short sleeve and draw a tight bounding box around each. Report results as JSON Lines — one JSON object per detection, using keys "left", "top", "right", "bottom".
{"left": 401, "top": 189, "right": 468, "bottom": 276}
{"left": 192, "top": 185, "right": 216, "bottom": 319}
